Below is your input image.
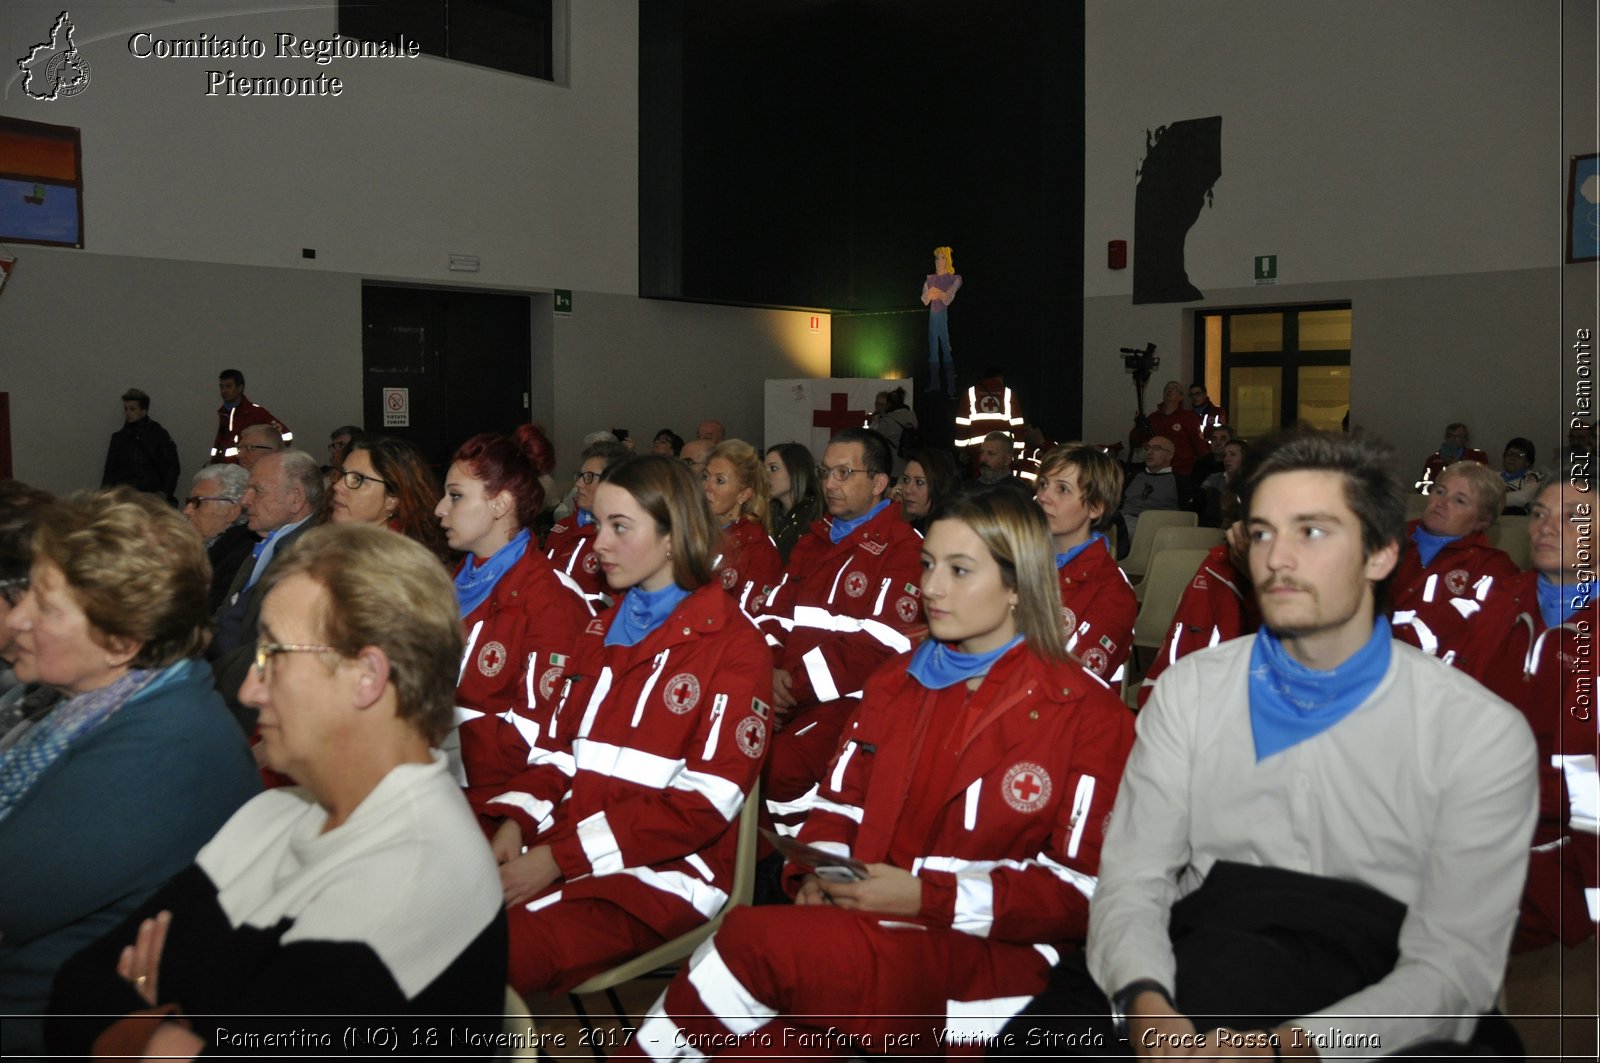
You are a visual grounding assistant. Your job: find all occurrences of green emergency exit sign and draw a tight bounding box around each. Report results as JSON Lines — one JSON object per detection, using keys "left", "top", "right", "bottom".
{"left": 1254, "top": 255, "right": 1278, "bottom": 285}
{"left": 554, "top": 289, "right": 573, "bottom": 315}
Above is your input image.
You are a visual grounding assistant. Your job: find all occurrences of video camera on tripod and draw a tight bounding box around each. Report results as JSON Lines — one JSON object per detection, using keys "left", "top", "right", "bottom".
{"left": 1119, "top": 343, "right": 1160, "bottom": 423}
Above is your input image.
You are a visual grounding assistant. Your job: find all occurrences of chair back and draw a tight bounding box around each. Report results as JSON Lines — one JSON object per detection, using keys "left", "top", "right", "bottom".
{"left": 1488, "top": 515, "right": 1531, "bottom": 570}
{"left": 1121, "top": 509, "right": 1198, "bottom": 579}
{"left": 1132, "top": 547, "right": 1212, "bottom": 651}
{"left": 1132, "top": 527, "right": 1226, "bottom": 601}
{"left": 566, "top": 780, "right": 761, "bottom": 997}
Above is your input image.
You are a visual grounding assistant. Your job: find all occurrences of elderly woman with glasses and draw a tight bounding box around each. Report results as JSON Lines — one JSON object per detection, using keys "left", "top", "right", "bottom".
{"left": 0, "top": 489, "right": 260, "bottom": 1058}
{"left": 47, "top": 524, "right": 506, "bottom": 1059}
{"left": 1499, "top": 436, "right": 1544, "bottom": 515}
{"left": 328, "top": 435, "right": 450, "bottom": 563}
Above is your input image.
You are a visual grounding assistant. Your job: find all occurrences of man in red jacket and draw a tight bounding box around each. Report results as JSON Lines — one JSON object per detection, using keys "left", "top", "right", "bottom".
{"left": 209, "top": 369, "right": 290, "bottom": 464}
{"left": 756, "top": 427, "right": 923, "bottom": 833}
{"left": 1129, "top": 380, "right": 1204, "bottom": 475}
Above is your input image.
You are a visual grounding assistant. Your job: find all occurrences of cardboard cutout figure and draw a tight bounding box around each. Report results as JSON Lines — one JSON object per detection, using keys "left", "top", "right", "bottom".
{"left": 921, "top": 245, "right": 961, "bottom": 396}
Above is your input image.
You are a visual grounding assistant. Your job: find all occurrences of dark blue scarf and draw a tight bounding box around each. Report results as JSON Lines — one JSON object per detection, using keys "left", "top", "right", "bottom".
{"left": 1410, "top": 525, "right": 1459, "bottom": 568}
{"left": 453, "top": 529, "right": 530, "bottom": 618}
{"left": 1056, "top": 532, "right": 1107, "bottom": 570}
{"left": 606, "top": 582, "right": 693, "bottom": 647}
{"left": 830, "top": 499, "right": 890, "bottom": 544}
{"left": 576, "top": 508, "right": 593, "bottom": 528}
{"left": 907, "top": 636, "right": 1024, "bottom": 690}
{"left": 1538, "top": 573, "right": 1589, "bottom": 629}
{"left": 1248, "top": 617, "right": 1391, "bottom": 762}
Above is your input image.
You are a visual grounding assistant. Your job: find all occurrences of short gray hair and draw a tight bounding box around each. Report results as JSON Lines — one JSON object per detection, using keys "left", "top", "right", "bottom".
{"left": 192, "top": 463, "right": 250, "bottom": 502}
{"left": 983, "top": 431, "right": 1014, "bottom": 449}
{"left": 278, "top": 449, "right": 325, "bottom": 509}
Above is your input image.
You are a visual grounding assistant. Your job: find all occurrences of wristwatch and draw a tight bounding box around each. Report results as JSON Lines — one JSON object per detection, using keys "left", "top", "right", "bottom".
{"left": 1110, "top": 979, "right": 1173, "bottom": 1041}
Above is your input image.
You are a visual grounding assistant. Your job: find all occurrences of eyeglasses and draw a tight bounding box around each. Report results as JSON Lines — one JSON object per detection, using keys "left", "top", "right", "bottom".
{"left": 574, "top": 471, "right": 602, "bottom": 485}
{"left": 252, "top": 639, "right": 340, "bottom": 677}
{"left": 340, "top": 470, "right": 390, "bottom": 491}
{"left": 183, "top": 495, "right": 233, "bottom": 508}
{"left": 817, "top": 465, "right": 871, "bottom": 482}
{"left": 0, "top": 576, "right": 28, "bottom": 608}
{"left": 1505, "top": 449, "right": 1529, "bottom": 460}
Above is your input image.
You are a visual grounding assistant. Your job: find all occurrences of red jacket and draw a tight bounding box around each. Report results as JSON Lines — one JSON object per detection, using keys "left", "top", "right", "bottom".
{"left": 1389, "top": 520, "right": 1519, "bottom": 666}
{"left": 543, "top": 518, "right": 609, "bottom": 604}
{"left": 786, "top": 643, "right": 1134, "bottom": 947}
{"left": 756, "top": 501, "right": 925, "bottom": 708}
{"left": 454, "top": 546, "right": 595, "bottom": 807}
{"left": 210, "top": 397, "right": 289, "bottom": 463}
{"left": 715, "top": 517, "right": 784, "bottom": 615}
{"left": 1136, "top": 543, "right": 1258, "bottom": 708}
{"left": 1056, "top": 537, "right": 1136, "bottom": 682}
{"left": 1460, "top": 571, "right": 1599, "bottom": 950}
{"left": 1130, "top": 405, "right": 1205, "bottom": 475}
{"left": 485, "top": 582, "right": 771, "bottom": 936}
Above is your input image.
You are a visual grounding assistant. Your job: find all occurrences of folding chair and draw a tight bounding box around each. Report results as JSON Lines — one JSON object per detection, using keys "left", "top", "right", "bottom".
{"left": 1119, "top": 509, "right": 1198, "bottom": 581}
{"left": 565, "top": 782, "right": 762, "bottom": 1057}
{"left": 1130, "top": 526, "right": 1225, "bottom": 602}
{"left": 1121, "top": 547, "right": 1212, "bottom": 706}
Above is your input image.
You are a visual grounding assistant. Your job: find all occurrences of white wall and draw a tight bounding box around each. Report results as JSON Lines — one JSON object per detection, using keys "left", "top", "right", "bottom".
{"left": 1082, "top": 0, "right": 1587, "bottom": 470}
{"left": 0, "top": 0, "right": 823, "bottom": 492}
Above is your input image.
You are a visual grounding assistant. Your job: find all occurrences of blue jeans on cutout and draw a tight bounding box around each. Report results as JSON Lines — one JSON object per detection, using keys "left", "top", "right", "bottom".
{"left": 928, "top": 310, "right": 953, "bottom": 366}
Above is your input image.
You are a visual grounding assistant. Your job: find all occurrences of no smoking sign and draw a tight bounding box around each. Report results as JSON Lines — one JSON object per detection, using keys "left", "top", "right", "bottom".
{"left": 382, "top": 387, "right": 409, "bottom": 427}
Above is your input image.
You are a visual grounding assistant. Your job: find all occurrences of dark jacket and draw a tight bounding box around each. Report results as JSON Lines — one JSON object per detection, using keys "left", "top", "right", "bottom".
{"left": 101, "top": 417, "right": 180, "bottom": 502}
{"left": 205, "top": 523, "right": 259, "bottom": 615}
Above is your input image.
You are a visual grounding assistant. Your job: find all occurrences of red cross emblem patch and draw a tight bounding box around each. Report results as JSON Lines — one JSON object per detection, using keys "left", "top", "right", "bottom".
{"left": 721, "top": 566, "right": 740, "bottom": 590}
{"left": 1002, "top": 762, "right": 1052, "bottom": 813}
{"left": 1444, "top": 568, "right": 1470, "bottom": 596}
{"left": 477, "top": 640, "right": 508, "bottom": 677}
{"left": 844, "top": 571, "right": 869, "bottom": 598}
{"left": 663, "top": 673, "right": 701, "bottom": 714}
{"left": 582, "top": 551, "right": 600, "bottom": 574}
{"left": 1082, "top": 647, "right": 1109, "bottom": 677}
{"left": 538, "top": 665, "right": 564, "bottom": 702}
{"left": 736, "top": 715, "right": 767, "bottom": 758}
{"left": 895, "top": 595, "right": 919, "bottom": 623}
{"left": 1061, "top": 606, "right": 1077, "bottom": 632}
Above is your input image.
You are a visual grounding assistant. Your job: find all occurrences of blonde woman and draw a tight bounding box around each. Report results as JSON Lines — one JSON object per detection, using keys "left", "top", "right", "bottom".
{"left": 628, "top": 488, "right": 1134, "bottom": 1057}
{"left": 704, "top": 440, "right": 782, "bottom": 611}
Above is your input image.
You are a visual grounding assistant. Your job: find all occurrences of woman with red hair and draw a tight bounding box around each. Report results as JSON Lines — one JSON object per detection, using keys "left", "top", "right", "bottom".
{"left": 435, "top": 424, "right": 595, "bottom": 802}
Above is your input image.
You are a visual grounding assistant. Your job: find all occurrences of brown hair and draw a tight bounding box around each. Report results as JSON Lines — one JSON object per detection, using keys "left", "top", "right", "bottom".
{"left": 262, "top": 523, "right": 462, "bottom": 745}
{"left": 599, "top": 455, "right": 716, "bottom": 590}
{"left": 1037, "top": 444, "right": 1124, "bottom": 532}
{"left": 32, "top": 487, "right": 211, "bottom": 666}
{"left": 348, "top": 436, "right": 449, "bottom": 561}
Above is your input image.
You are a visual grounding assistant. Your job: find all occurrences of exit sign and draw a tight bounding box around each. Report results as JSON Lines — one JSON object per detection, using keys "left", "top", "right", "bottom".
{"left": 1254, "top": 255, "right": 1278, "bottom": 285}
{"left": 554, "top": 289, "right": 573, "bottom": 316}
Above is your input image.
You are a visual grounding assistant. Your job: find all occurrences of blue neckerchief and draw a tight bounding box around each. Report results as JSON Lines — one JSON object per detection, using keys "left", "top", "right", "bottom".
{"left": 1248, "top": 617, "right": 1391, "bottom": 762}
{"left": 829, "top": 499, "right": 890, "bottom": 544}
{"left": 1502, "top": 469, "right": 1522, "bottom": 483}
{"left": 1439, "top": 444, "right": 1463, "bottom": 462}
{"left": 907, "top": 636, "right": 1024, "bottom": 690}
{"left": 1410, "top": 525, "right": 1459, "bottom": 569}
{"left": 606, "top": 582, "right": 693, "bottom": 647}
{"left": 454, "top": 529, "right": 530, "bottom": 618}
{"left": 1538, "top": 573, "right": 1588, "bottom": 628}
{"left": 576, "top": 509, "right": 593, "bottom": 528}
{"left": 244, "top": 515, "right": 311, "bottom": 590}
{"left": 1056, "top": 532, "right": 1106, "bottom": 569}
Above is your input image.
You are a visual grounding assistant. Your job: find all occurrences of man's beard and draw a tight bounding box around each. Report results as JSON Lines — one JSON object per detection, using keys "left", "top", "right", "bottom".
{"left": 978, "top": 465, "right": 1007, "bottom": 485}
